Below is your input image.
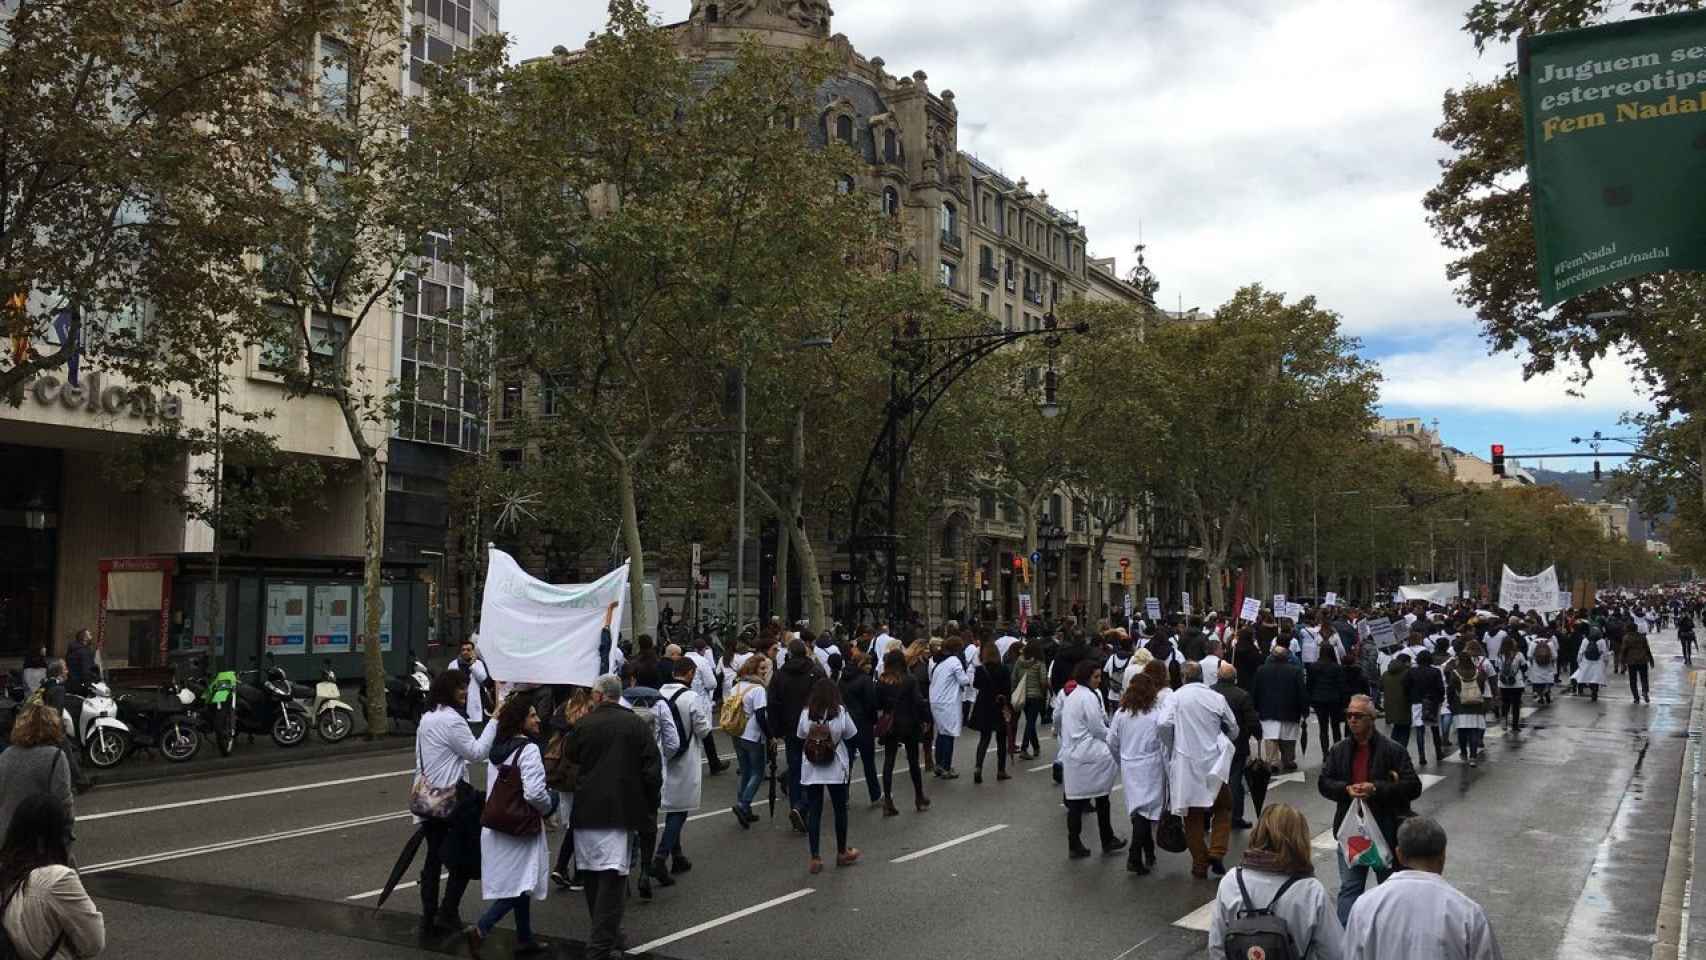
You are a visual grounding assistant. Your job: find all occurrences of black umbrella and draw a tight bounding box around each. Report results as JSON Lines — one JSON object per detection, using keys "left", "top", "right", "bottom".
{"left": 374, "top": 823, "right": 428, "bottom": 911}
{"left": 1244, "top": 759, "right": 1274, "bottom": 816}
{"left": 766, "top": 739, "right": 778, "bottom": 819}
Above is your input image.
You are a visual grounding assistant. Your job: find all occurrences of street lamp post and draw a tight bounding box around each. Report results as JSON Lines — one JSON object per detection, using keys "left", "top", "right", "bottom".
{"left": 1040, "top": 517, "right": 1067, "bottom": 616}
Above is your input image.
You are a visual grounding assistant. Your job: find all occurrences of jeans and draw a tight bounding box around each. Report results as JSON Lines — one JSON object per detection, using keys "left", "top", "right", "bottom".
{"left": 784, "top": 735, "right": 805, "bottom": 811}
{"left": 1456, "top": 726, "right": 1485, "bottom": 758}
{"left": 1336, "top": 847, "right": 1392, "bottom": 926}
{"left": 935, "top": 732, "right": 957, "bottom": 771}
{"left": 1629, "top": 664, "right": 1650, "bottom": 701}
{"left": 419, "top": 817, "right": 472, "bottom": 921}
{"left": 656, "top": 811, "right": 687, "bottom": 860}
{"left": 734, "top": 737, "right": 766, "bottom": 813}
{"left": 1021, "top": 699, "right": 1043, "bottom": 754}
{"left": 881, "top": 737, "right": 923, "bottom": 800}
{"left": 582, "top": 869, "right": 625, "bottom": 960}
{"left": 804, "top": 782, "right": 849, "bottom": 858}
{"left": 845, "top": 728, "right": 882, "bottom": 802}
{"left": 476, "top": 894, "right": 532, "bottom": 941}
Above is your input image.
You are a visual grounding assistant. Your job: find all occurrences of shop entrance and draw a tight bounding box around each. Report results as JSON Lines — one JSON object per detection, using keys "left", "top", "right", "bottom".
{"left": 0, "top": 444, "right": 61, "bottom": 659}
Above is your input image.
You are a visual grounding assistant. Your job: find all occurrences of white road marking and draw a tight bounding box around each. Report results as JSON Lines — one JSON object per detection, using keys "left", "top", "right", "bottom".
{"left": 83, "top": 811, "right": 412, "bottom": 874}
{"left": 1176, "top": 770, "right": 1449, "bottom": 930}
{"left": 1028, "top": 762, "right": 1054, "bottom": 773}
{"left": 80, "top": 769, "right": 415, "bottom": 822}
{"left": 1269, "top": 771, "right": 1306, "bottom": 785}
{"left": 890, "top": 824, "right": 1009, "bottom": 863}
{"left": 346, "top": 873, "right": 445, "bottom": 901}
{"left": 623, "top": 888, "right": 815, "bottom": 956}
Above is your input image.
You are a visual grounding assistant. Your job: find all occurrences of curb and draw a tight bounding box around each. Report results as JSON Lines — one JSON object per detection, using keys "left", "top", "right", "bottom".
{"left": 1655, "top": 668, "right": 1703, "bottom": 960}
{"left": 88, "top": 735, "right": 413, "bottom": 791}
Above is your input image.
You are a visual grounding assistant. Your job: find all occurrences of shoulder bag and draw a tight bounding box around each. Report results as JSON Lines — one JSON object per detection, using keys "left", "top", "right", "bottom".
{"left": 409, "top": 735, "right": 459, "bottom": 820}
{"left": 481, "top": 744, "right": 544, "bottom": 837}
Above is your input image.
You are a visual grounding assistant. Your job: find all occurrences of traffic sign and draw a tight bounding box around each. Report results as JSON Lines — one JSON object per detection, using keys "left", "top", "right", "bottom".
{"left": 1118, "top": 557, "right": 1130, "bottom": 568}
{"left": 1030, "top": 551, "right": 1041, "bottom": 564}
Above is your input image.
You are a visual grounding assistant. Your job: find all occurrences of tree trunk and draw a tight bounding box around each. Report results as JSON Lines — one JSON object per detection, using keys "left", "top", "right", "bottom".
{"left": 616, "top": 455, "right": 648, "bottom": 643}
{"left": 360, "top": 451, "right": 387, "bottom": 739}
{"left": 774, "top": 504, "right": 790, "bottom": 624}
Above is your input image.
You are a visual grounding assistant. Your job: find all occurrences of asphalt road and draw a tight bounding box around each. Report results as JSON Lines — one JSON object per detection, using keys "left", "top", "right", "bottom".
{"left": 71, "top": 629, "right": 1704, "bottom": 960}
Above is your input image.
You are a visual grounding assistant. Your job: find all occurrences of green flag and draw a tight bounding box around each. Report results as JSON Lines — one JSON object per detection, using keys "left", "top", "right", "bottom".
{"left": 1520, "top": 10, "right": 1706, "bottom": 306}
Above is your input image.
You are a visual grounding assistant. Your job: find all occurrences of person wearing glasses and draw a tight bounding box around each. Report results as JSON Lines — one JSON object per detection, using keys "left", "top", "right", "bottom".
{"left": 1317, "top": 694, "right": 1422, "bottom": 925}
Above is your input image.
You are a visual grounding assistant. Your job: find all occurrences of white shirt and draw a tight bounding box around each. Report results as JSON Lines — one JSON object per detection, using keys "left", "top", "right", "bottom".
{"left": 415, "top": 705, "right": 499, "bottom": 795}
{"left": 874, "top": 632, "right": 898, "bottom": 662}
{"left": 794, "top": 705, "right": 859, "bottom": 785}
{"left": 1344, "top": 869, "right": 1502, "bottom": 960}
{"left": 447, "top": 658, "right": 490, "bottom": 723}
{"left": 733, "top": 682, "right": 767, "bottom": 742}
{"left": 995, "top": 634, "right": 1021, "bottom": 659}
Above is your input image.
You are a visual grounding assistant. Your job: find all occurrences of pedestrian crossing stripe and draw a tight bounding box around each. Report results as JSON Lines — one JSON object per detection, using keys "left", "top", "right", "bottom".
{"left": 1173, "top": 771, "right": 1445, "bottom": 931}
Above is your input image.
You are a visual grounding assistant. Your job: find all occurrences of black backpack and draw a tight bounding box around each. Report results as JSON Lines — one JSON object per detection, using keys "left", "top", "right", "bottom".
{"left": 1223, "top": 869, "right": 1304, "bottom": 960}
{"left": 1583, "top": 638, "right": 1602, "bottom": 662}
{"left": 664, "top": 689, "right": 693, "bottom": 761}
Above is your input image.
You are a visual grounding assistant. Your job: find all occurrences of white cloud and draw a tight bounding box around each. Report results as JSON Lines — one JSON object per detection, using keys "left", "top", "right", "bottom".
{"left": 1376, "top": 341, "right": 1652, "bottom": 415}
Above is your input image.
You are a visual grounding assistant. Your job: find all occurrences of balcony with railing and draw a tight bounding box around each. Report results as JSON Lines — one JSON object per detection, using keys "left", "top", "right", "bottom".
{"left": 979, "top": 264, "right": 1000, "bottom": 285}
{"left": 940, "top": 229, "right": 962, "bottom": 253}
{"left": 1023, "top": 286, "right": 1044, "bottom": 306}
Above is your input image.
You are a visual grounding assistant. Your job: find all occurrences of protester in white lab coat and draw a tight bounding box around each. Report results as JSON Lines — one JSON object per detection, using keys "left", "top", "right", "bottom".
{"left": 1158, "top": 663, "right": 1238, "bottom": 878}
{"left": 1344, "top": 817, "right": 1503, "bottom": 960}
{"left": 1208, "top": 803, "right": 1343, "bottom": 960}
{"left": 1107, "top": 661, "right": 1171, "bottom": 874}
{"left": 652, "top": 659, "right": 713, "bottom": 886}
{"left": 469, "top": 697, "right": 556, "bottom": 956}
{"left": 1059, "top": 661, "right": 1124, "bottom": 858}
{"left": 928, "top": 640, "right": 969, "bottom": 778}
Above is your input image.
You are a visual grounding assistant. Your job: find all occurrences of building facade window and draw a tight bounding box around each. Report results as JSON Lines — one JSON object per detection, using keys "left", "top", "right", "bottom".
{"left": 836, "top": 174, "right": 855, "bottom": 194}
{"left": 835, "top": 114, "right": 854, "bottom": 143}
{"left": 979, "top": 492, "right": 996, "bottom": 519}
{"left": 1003, "top": 304, "right": 1014, "bottom": 331}
{"left": 500, "top": 380, "right": 521, "bottom": 420}
{"left": 938, "top": 259, "right": 958, "bottom": 289}
{"left": 882, "top": 187, "right": 899, "bottom": 217}
{"left": 883, "top": 129, "right": 897, "bottom": 163}
{"left": 979, "top": 292, "right": 990, "bottom": 314}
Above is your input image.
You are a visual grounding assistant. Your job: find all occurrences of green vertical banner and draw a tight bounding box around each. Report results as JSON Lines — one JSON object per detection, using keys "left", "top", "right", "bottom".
{"left": 1521, "top": 10, "right": 1706, "bottom": 306}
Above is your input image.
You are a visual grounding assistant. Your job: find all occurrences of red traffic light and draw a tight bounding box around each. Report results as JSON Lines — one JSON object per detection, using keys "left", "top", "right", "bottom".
{"left": 1490, "top": 443, "right": 1506, "bottom": 477}
{"left": 1490, "top": 444, "right": 1504, "bottom": 456}
{"left": 1011, "top": 555, "right": 1024, "bottom": 570}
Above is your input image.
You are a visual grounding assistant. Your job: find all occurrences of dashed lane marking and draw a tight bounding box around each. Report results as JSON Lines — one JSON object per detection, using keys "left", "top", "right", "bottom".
{"left": 890, "top": 824, "right": 1009, "bottom": 863}
{"left": 623, "top": 888, "right": 815, "bottom": 956}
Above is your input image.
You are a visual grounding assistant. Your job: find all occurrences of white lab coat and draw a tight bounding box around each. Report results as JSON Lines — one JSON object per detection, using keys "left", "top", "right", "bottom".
{"left": 1526, "top": 639, "right": 1558, "bottom": 684}
{"left": 480, "top": 741, "right": 552, "bottom": 901}
{"left": 1208, "top": 867, "right": 1343, "bottom": 960}
{"left": 686, "top": 650, "right": 719, "bottom": 703}
{"left": 1107, "top": 692, "right": 1169, "bottom": 820}
{"left": 961, "top": 646, "right": 978, "bottom": 704}
{"left": 1344, "top": 870, "right": 1503, "bottom": 960}
{"left": 1059, "top": 686, "right": 1117, "bottom": 800}
{"left": 1157, "top": 682, "right": 1236, "bottom": 812}
{"left": 1573, "top": 647, "right": 1609, "bottom": 686}
{"left": 658, "top": 684, "right": 712, "bottom": 814}
{"left": 928, "top": 656, "right": 968, "bottom": 737}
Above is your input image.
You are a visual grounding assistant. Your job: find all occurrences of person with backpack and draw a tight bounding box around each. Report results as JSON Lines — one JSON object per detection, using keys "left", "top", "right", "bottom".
{"left": 1446, "top": 651, "right": 1490, "bottom": 767}
{"left": 1207, "top": 803, "right": 1343, "bottom": 960}
{"left": 1573, "top": 626, "right": 1608, "bottom": 702}
{"left": 1527, "top": 633, "right": 1558, "bottom": 705}
{"left": 651, "top": 658, "right": 712, "bottom": 889}
{"left": 795, "top": 677, "right": 861, "bottom": 874}
{"left": 723, "top": 656, "right": 770, "bottom": 827}
{"left": 0, "top": 794, "right": 103, "bottom": 960}
{"left": 1621, "top": 626, "right": 1655, "bottom": 705}
{"left": 1104, "top": 633, "right": 1134, "bottom": 715}
{"left": 0, "top": 705, "right": 75, "bottom": 859}
{"left": 1494, "top": 637, "right": 1529, "bottom": 733}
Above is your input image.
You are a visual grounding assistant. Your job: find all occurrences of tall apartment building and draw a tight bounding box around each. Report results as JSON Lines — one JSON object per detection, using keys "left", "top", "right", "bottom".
{"left": 520, "top": 2, "right": 1160, "bottom": 626}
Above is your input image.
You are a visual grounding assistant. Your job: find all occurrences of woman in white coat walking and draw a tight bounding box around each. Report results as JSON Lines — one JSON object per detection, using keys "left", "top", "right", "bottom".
{"left": 1572, "top": 628, "right": 1609, "bottom": 702}
{"left": 1107, "top": 663, "right": 1170, "bottom": 874}
{"left": 1060, "top": 661, "right": 1125, "bottom": 859}
{"left": 467, "top": 697, "right": 556, "bottom": 957}
{"left": 928, "top": 640, "right": 969, "bottom": 779}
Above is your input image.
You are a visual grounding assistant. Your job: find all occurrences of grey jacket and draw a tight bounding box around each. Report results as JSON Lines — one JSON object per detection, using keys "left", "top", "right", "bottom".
{"left": 0, "top": 745, "right": 75, "bottom": 837}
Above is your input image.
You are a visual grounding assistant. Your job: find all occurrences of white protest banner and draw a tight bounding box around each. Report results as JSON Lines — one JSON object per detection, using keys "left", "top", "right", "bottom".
{"left": 1145, "top": 597, "right": 1162, "bottom": 621}
{"left": 1324, "top": 592, "right": 1339, "bottom": 608}
{"left": 1181, "top": 592, "right": 1193, "bottom": 617}
{"left": 478, "top": 548, "right": 629, "bottom": 686}
{"left": 1273, "top": 594, "right": 1286, "bottom": 614}
{"left": 1239, "top": 597, "right": 1261, "bottom": 623}
{"left": 1499, "top": 565, "right": 1565, "bottom": 613}
{"left": 1398, "top": 582, "right": 1460, "bottom": 606}
{"left": 1364, "top": 616, "right": 1397, "bottom": 649}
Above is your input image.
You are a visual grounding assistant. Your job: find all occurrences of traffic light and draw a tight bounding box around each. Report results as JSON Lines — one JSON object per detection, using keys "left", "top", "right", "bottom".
{"left": 1491, "top": 444, "right": 1506, "bottom": 477}
{"left": 1593, "top": 459, "right": 1602, "bottom": 483}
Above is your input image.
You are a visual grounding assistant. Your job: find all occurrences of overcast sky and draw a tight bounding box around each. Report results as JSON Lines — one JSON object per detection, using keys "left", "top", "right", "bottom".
{"left": 499, "top": 0, "right": 1650, "bottom": 470}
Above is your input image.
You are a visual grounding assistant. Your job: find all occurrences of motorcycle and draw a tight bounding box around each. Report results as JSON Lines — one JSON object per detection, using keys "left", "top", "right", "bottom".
{"left": 189, "top": 655, "right": 309, "bottom": 751}
{"left": 311, "top": 660, "right": 356, "bottom": 743}
{"left": 360, "top": 660, "right": 430, "bottom": 732}
{"left": 63, "top": 674, "right": 132, "bottom": 769}
{"left": 116, "top": 682, "right": 201, "bottom": 762}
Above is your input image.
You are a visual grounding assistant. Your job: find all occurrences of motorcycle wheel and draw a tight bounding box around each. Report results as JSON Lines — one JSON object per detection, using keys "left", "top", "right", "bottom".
{"left": 161, "top": 720, "right": 201, "bottom": 762}
{"left": 87, "top": 727, "right": 130, "bottom": 768}
{"left": 217, "top": 705, "right": 237, "bottom": 757}
{"left": 272, "top": 710, "right": 308, "bottom": 747}
{"left": 318, "top": 708, "right": 353, "bottom": 743}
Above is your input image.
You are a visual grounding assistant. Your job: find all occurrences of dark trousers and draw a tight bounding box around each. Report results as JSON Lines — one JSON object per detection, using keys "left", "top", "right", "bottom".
{"left": 975, "top": 727, "right": 1008, "bottom": 774}
{"left": 1066, "top": 795, "right": 1115, "bottom": 851}
{"left": 1228, "top": 752, "right": 1248, "bottom": 821}
{"left": 656, "top": 811, "right": 687, "bottom": 860}
{"left": 702, "top": 732, "right": 724, "bottom": 768}
{"left": 581, "top": 869, "right": 625, "bottom": 960}
{"left": 419, "top": 818, "right": 472, "bottom": 921}
{"left": 554, "top": 820, "right": 575, "bottom": 875}
{"left": 1313, "top": 703, "right": 1344, "bottom": 750}
{"left": 784, "top": 735, "right": 805, "bottom": 811}
{"left": 935, "top": 732, "right": 957, "bottom": 771}
{"left": 881, "top": 737, "right": 923, "bottom": 801}
{"left": 1021, "top": 699, "right": 1043, "bottom": 754}
{"left": 1501, "top": 688, "right": 1524, "bottom": 728}
{"left": 1413, "top": 723, "right": 1443, "bottom": 763}
{"left": 845, "top": 728, "right": 881, "bottom": 802}
{"left": 1389, "top": 723, "right": 1411, "bottom": 757}
{"left": 804, "top": 782, "right": 849, "bottom": 858}
{"left": 1629, "top": 664, "right": 1651, "bottom": 701}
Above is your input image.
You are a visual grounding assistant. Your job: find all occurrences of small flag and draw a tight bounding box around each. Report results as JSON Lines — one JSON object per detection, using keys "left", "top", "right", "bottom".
{"left": 52, "top": 307, "right": 78, "bottom": 386}
{"left": 6, "top": 291, "right": 27, "bottom": 366}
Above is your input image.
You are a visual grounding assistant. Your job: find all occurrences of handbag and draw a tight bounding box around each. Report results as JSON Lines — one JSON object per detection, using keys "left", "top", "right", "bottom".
{"left": 481, "top": 745, "right": 543, "bottom": 837}
{"left": 873, "top": 711, "right": 894, "bottom": 739}
{"left": 1009, "top": 671, "right": 1029, "bottom": 710}
{"left": 1156, "top": 810, "right": 1188, "bottom": 854}
{"left": 409, "top": 738, "right": 459, "bottom": 820}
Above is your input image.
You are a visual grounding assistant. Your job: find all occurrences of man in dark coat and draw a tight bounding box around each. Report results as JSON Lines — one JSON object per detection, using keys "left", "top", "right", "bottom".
{"left": 768, "top": 639, "right": 822, "bottom": 829}
{"left": 565, "top": 674, "right": 663, "bottom": 960}
{"left": 64, "top": 629, "right": 97, "bottom": 693}
{"left": 1250, "top": 644, "right": 1308, "bottom": 772}
{"left": 1317, "top": 693, "right": 1422, "bottom": 926}
{"left": 1211, "top": 661, "right": 1260, "bottom": 829}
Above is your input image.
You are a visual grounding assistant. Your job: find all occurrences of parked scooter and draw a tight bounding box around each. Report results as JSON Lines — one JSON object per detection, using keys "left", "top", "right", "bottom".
{"left": 189, "top": 655, "right": 309, "bottom": 750}
{"left": 116, "top": 682, "right": 201, "bottom": 762}
{"left": 311, "top": 660, "right": 355, "bottom": 743}
{"left": 63, "top": 672, "right": 132, "bottom": 769}
{"left": 359, "top": 660, "right": 430, "bottom": 732}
